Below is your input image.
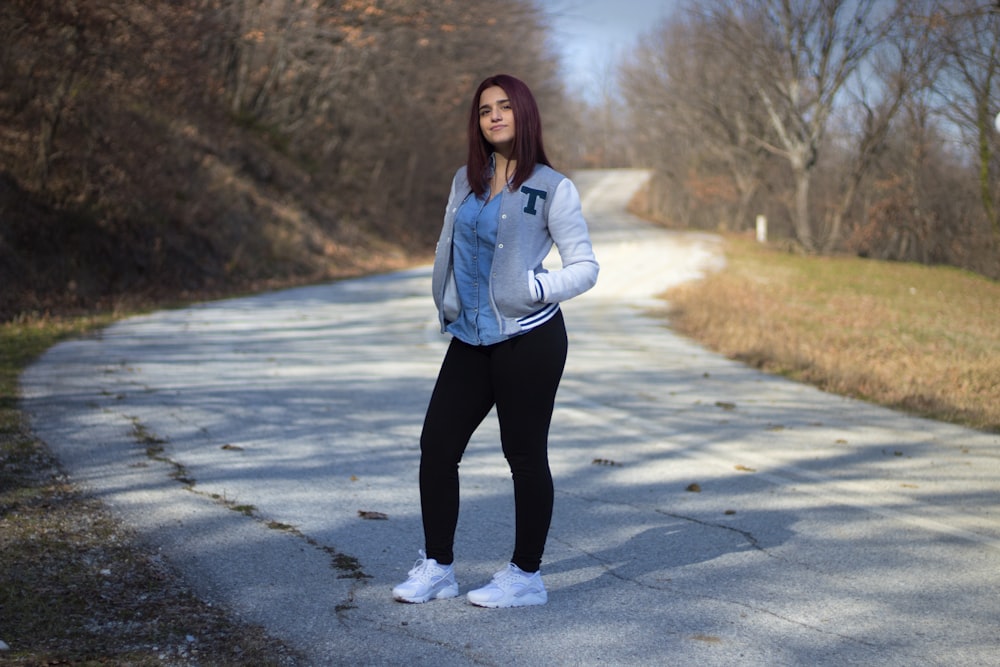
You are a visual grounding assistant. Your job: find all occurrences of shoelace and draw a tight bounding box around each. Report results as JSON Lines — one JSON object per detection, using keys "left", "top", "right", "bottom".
{"left": 492, "top": 566, "right": 533, "bottom": 590}
{"left": 408, "top": 550, "right": 444, "bottom": 582}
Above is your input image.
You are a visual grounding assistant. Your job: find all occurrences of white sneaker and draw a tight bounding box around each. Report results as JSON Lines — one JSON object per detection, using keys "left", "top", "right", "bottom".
{"left": 466, "top": 563, "right": 547, "bottom": 608}
{"left": 392, "top": 550, "right": 459, "bottom": 603}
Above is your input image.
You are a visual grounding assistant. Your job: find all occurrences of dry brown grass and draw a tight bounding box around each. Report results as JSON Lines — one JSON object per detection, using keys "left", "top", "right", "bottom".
{"left": 663, "top": 236, "right": 1000, "bottom": 432}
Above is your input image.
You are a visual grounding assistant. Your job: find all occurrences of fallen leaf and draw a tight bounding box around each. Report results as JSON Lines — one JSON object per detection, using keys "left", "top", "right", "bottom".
{"left": 358, "top": 510, "right": 388, "bottom": 520}
{"left": 221, "top": 443, "right": 243, "bottom": 451}
{"left": 591, "top": 458, "right": 621, "bottom": 466}
{"left": 686, "top": 483, "right": 702, "bottom": 492}
{"left": 715, "top": 401, "right": 736, "bottom": 410}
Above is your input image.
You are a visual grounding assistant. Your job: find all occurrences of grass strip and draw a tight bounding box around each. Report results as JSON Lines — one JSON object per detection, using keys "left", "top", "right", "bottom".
{"left": 663, "top": 236, "right": 1000, "bottom": 432}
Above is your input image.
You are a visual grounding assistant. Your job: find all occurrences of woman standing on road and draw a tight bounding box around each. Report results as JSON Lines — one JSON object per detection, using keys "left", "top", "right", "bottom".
{"left": 392, "top": 74, "right": 599, "bottom": 608}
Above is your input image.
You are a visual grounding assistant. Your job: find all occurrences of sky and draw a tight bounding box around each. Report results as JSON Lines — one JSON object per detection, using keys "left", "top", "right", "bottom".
{"left": 538, "top": 0, "right": 680, "bottom": 96}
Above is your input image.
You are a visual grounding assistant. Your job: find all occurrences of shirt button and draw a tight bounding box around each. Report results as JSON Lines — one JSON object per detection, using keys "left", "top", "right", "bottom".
{"left": 497, "top": 243, "right": 503, "bottom": 248}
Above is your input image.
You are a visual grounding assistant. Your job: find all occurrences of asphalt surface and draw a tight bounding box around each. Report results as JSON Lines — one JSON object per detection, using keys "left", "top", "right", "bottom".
{"left": 21, "top": 169, "right": 1000, "bottom": 666}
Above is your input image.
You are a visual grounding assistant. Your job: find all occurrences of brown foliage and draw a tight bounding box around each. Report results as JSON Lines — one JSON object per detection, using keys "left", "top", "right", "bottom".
{"left": 0, "top": 0, "right": 560, "bottom": 320}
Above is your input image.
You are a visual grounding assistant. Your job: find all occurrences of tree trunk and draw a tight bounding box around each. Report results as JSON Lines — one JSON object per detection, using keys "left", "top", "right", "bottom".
{"left": 977, "top": 102, "right": 998, "bottom": 236}
{"left": 37, "top": 42, "right": 77, "bottom": 190}
{"left": 792, "top": 163, "right": 814, "bottom": 252}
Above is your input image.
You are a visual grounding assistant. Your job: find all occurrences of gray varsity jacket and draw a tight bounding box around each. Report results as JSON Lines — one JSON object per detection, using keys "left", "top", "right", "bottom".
{"left": 431, "top": 164, "right": 600, "bottom": 336}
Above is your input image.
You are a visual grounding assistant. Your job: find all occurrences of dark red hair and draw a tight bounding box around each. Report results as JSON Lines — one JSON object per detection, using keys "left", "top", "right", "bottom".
{"left": 466, "top": 74, "right": 552, "bottom": 198}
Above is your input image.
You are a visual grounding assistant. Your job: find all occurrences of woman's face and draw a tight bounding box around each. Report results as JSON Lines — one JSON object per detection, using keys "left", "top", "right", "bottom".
{"left": 478, "top": 85, "right": 515, "bottom": 151}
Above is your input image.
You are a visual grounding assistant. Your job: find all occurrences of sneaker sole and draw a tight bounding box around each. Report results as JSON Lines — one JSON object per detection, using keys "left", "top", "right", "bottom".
{"left": 393, "top": 585, "right": 459, "bottom": 604}
{"left": 467, "top": 592, "right": 547, "bottom": 608}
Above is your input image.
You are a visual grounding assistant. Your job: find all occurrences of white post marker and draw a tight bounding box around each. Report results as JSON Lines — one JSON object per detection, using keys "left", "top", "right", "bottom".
{"left": 756, "top": 214, "right": 767, "bottom": 243}
{"left": 995, "top": 110, "right": 1000, "bottom": 133}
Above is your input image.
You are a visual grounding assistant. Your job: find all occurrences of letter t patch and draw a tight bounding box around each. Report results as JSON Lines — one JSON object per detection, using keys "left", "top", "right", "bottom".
{"left": 520, "top": 186, "right": 546, "bottom": 215}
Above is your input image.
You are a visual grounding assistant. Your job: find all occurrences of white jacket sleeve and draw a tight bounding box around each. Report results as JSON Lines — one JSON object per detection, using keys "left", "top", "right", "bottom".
{"left": 534, "top": 178, "right": 599, "bottom": 303}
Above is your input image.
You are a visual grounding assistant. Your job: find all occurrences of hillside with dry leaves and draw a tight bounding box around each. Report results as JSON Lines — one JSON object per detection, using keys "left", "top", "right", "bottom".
{"left": 0, "top": 0, "right": 565, "bottom": 320}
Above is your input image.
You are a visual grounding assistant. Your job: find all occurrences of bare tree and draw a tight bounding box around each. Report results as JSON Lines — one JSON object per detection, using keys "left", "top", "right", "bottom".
{"left": 2, "top": 0, "right": 109, "bottom": 189}
{"left": 193, "top": 0, "right": 561, "bottom": 241}
{"left": 932, "top": 0, "right": 1000, "bottom": 238}
{"left": 610, "top": 0, "right": 997, "bottom": 276}
{"left": 818, "top": 0, "right": 941, "bottom": 252}
{"left": 619, "top": 28, "right": 696, "bottom": 226}
{"left": 695, "top": 0, "right": 894, "bottom": 251}
{"left": 572, "top": 54, "right": 633, "bottom": 168}
{"left": 850, "top": 0, "right": 1000, "bottom": 270}
{"left": 622, "top": 10, "right": 778, "bottom": 231}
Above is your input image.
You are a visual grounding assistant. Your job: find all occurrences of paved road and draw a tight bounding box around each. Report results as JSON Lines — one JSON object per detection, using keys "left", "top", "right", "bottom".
{"left": 22, "top": 169, "right": 1000, "bottom": 666}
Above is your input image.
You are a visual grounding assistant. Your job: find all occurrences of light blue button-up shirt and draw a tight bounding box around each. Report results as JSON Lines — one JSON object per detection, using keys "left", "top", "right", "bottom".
{"left": 445, "top": 190, "right": 505, "bottom": 346}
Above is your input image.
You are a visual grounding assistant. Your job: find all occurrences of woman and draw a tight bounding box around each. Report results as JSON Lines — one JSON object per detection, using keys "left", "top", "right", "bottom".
{"left": 392, "top": 74, "right": 599, "bottom": 608}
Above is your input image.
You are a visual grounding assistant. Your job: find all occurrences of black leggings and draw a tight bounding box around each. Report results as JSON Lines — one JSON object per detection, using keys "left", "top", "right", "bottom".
{"left": 419, "top": 310, "right": 567, "bottom": 573}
